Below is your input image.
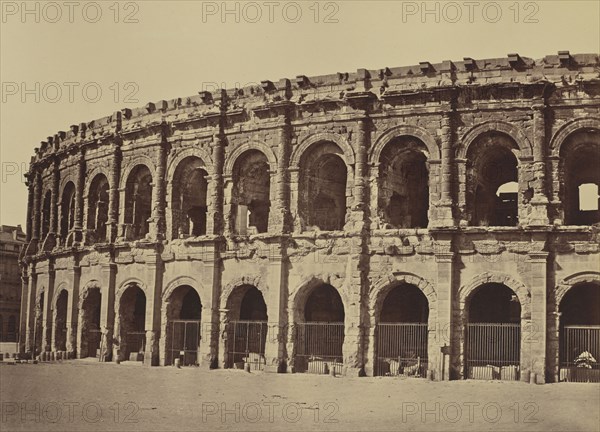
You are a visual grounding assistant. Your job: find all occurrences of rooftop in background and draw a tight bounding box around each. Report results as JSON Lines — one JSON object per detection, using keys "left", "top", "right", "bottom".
{"left": 0, "top": 225, "right": 27, "bottom": 244}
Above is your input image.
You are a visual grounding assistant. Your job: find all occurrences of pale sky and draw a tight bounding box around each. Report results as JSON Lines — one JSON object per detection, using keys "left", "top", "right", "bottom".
{"left": 1, "top": 0, "right": 599, "bottom": 228}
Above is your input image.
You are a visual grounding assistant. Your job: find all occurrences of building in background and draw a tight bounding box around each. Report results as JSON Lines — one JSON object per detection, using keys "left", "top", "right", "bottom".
{"left": 0, "top": 225, "right": 26, "bottom": 346}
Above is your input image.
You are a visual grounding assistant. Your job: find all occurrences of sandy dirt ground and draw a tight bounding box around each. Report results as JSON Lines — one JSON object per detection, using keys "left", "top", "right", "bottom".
{"left": 1, "top": 360, "right": 599, "bottom": 432}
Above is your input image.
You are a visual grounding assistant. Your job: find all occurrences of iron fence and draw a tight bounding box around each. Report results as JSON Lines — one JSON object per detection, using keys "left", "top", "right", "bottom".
{"left": 465, "top": 323, "right": 520, "bottom": 381}
{"left": 560, "top": 325, "right": 600, "bottom": 383}
{"left": 126, "top": 331, "right": 146, "bottom": 360}
{"left": 227, "top": 321, "right": 268, "bottom": 370}
{"left": 168, "top": 320, "right": 201, "bottom": 366}
{"left": 295, "top": 322, "right": 344, "bottom": 374}
{"left": 375, "top": 323, "right": 428, "bottom": 377}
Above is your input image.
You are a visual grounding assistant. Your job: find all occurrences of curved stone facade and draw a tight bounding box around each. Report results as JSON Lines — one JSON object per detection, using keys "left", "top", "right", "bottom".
{"left": 19, "top": 52, "right": 600, "bottom": 382}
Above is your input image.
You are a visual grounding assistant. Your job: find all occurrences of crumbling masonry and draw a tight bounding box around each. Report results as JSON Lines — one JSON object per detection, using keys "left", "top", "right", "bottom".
{"left": 19, "top": 52, "right": 600, "bottom": 383}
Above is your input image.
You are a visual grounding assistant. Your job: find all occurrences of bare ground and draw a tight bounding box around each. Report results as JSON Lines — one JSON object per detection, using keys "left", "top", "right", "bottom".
{"left": 1, "top": 360, "right": 599, "bottom": 432}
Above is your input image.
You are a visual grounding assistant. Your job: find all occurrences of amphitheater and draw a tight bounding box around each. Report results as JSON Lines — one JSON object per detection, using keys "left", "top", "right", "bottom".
{"left": 19, "top": 52, "right": 600, "bottom": 383}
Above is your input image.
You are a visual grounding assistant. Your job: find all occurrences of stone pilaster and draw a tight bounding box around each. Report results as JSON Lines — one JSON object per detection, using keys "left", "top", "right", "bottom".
{"left": 433, "top": 239, "right": 455, "bottom": 381}
{"left": 529, "top": 104, "right": 550, "bottom": 225}
{"left": 433, "top": 111, "right": 454, "bottom": 226}
{"left": 99, "top": 263, "right": 116, "bottom": 362}
{"left": 25, "top": 178, "right": 34, "bottom": 243}
{"left": 264, "top": 243, "right": 287, "bottom": 372}
{"left": 268, "top": 115, "right": 291, "bottom": 233}
{"left": 207, "top": 131, "right": 225, "bottom": 236}
{"left": 144, "top": 253, "right": 163, "bottom": 366}
{"left": 23, "top": 269, "right": 37, "bottom": 355}
{"left": 65, "top": 266, "right": 80, "bottom": 358}
{"left": 106, "top": 144, "right": 121, "bottom": 243}
{"left": 527, "top": 250, "right": 548, "bottom": 383}
{"left": 31, "top": 172, "right": 42, "bottom": 251}
{"left": 73, "top": 151, "right": 86, "bottom": 245}
{"left": 149, "top": 135, "right": 167, "bottom": 240}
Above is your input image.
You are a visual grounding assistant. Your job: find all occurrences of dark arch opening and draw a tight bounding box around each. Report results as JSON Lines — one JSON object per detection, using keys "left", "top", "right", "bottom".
{"left": 468, "top": 283, "right": 521, "bottom": 323}
{"left": 226, "top": 285, "right": 268, "bottom": 369}
{"left": 380, "top": 283, "right": 429, "bottom": 323}
{"left": 87, "top": 174, "right": 109, "bottom": 243}
{"left": 558, "top": 283, "right": 600, "bottom": 380}
{"left": 232, "top": 151, "right": 271, "bottom": 235}
{"left": 81, "top": 287, "right": 101, "bottom": 358}
{"left": 124, "top": 166, "right": 153, "bottom": 240}
{"left": 465, "top": 283, "right": 521, "bottom": 380}
{"left": 171, "top": 157, "right": 208, "bottom": 239}
{"left": 54, "top": 290, "right": 68, "bottom": 352}
{"left": 561, "top": 131, "right": 600, "bottom": 225}
{"left": 166, "top": 285, "right": 203, "bottom": 366}
{"left": 379, "top": 138, "right": 429, "bottom": 228}
{"left": 467, "top": 133, "right": 519, "bottom": 227}
{"left": 304, "top": 284, "right": 345, "bottom": 322}
{"left": 119, "top": 285, "right": 146, "bottom": 361}
{"left": 41, "top": 190, "right": 52, "bottom": 240}
{"left": 301, "top": 143, "right": 348, "bottom": 231}
{"left": 376, "top": 284, "right": 429, "bottom": 377}
{"left": 60, "top": 182, "right": 76, "bottom": 244}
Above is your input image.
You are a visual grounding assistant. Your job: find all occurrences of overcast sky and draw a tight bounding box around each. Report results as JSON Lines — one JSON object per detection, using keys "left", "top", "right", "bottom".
{"left": 1, "top": 0, "right": 598, "bottom": 228}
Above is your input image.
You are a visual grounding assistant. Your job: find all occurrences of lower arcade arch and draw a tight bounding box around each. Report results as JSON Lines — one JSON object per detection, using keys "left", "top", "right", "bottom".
{"left": 225, "top": 285, "right": 268, "bottom": 370}
{"left": 117, "top": 284, "right": 147, "bottom": 362}
{"left": 78, "top": 287, "right": 102, "bottom": 358}
{"left": 53, "top": 290, "right": 68, "bottom": 352}
{"left": 464, "top": 283, "right": 522, "bottom": 381}
{"left": 375, "top": 283, "right": 429, "bottom": 377}
{"left": 164, "top": 285, "right": 203, "bottom": 366}
{"left": 558, "top": 282, "right": 600, "bottom": 382}
{"left": 294, "top": 283, "right": 345, "bottom": 374}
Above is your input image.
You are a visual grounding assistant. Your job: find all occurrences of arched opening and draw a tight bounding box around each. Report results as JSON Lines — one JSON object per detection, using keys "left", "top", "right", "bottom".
{"left": 301, "top": 143, "right": 348, "bottom": 231}
{"left": 165, "top": 285, "right": 202, "bottom": 366}
{"left": 124, "top": 166, "right": 152, "bottom": 240}
{"left": 60, "top": 182, "right": 76, "bottom": 245}
{"left": 231, "top": 151, "right": 270, "bottom": 235}
{"left": 87, "top": 174, "right": 109, "bottom": 243}
{"left": 295, "top": 284, "right": 345, "bottom": 374}
{"left": 226, "top": 285, "right": 268, "bottom": 370}
{"left": 560, "top": 130, "right": 600, "bottom": 225}
{"left": 376, "top": 283, "right": 429, "bottom": 376}
{"left": 54, "top": 290, "right": 68, "bottom": 352}
{"left": 41, "top": 190, "right": 52, "bottom": 240}
{"left": 379, "top": 137, "right": 429, "bottom": 228}
{"left": 118, "top": 285, "right": 146, "bottom": 362}
{"left": 467, "top": 133, "right": 519, "bottom": 227}
{"left": 34, "top": 292, "right": 44, "bottom": 354}
{"left": 7, "top": 315, "right": 16, "bottom": 342}
{"left": 171, "top": 157, "right": 208, "bottom": 239}
{"left": 465, "top": 283, "right": 521, "bottom": 380}
{"left": 559, "top": 283, "right": 600, "bottom": 382}
{"left": 80, "top": 287, "right": 101, "bottom": 358}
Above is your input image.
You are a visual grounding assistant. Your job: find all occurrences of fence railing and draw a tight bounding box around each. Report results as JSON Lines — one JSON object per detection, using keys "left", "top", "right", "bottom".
{"left": 227, "top": 321, "right": 268, "bottom": 370}
{"left": 168, "top": 320, "right": 201, "bottom": 366}
{"left": 375, "top": 323, "right": 428, "bottom": 377}
{"left": 465, "top": 322, "right": 520, "bottom": 381}
{"left": 295, "top": 322, "right": 344, "bottom": 374}
{"left": 559, "top": 325, "right": 600, "bottom": 383}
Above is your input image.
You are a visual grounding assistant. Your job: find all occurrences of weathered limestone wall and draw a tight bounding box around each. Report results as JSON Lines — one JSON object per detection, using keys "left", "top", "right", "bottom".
{"left": 20, "top": 52, "right": 600, "bottom": 383}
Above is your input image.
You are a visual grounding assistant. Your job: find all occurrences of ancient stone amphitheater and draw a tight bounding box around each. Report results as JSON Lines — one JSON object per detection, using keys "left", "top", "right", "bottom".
{"left": 19, "top": 52, "right": 600, "bottom": 383}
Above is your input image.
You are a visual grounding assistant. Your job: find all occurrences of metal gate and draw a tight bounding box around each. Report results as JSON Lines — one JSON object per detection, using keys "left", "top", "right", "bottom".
{"left": 465, "top": 323, "right": 520, "bottom": 381}
{"left": 168, "top": 320, "right": 201, "bottom": 366}
{"left": 560, "top": 325, "right": 600, "bottom": 383}
{"left": 126, "top": 331, "right": 146, "bottom": 360}
{"left": 87, "top": 328, "right": 102, "bottom": 358}
{"left": 376, "top": 323, "right": 428, "bottom": 377}
{"left": 227, "top": 321, "right": 268, "bottom": 370}
{"left": 295, "top": 322, "right": 344, "bottom": 374}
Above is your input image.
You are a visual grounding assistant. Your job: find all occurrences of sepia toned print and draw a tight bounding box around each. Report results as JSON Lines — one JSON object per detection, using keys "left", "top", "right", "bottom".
{"left": 1, "top": 2, "right": 599, "bottom": 432}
